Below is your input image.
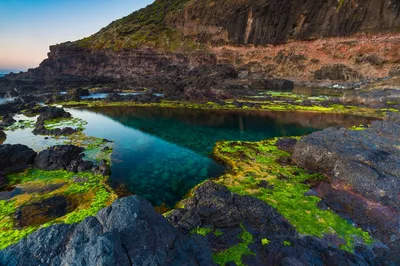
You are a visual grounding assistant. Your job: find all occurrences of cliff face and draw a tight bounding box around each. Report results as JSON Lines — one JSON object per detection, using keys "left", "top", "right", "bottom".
{"left": 173, "top": 0, "right": 400, "bottom": 45}
{"left": 1, "top": 0, "right": 400, "bottom": 96}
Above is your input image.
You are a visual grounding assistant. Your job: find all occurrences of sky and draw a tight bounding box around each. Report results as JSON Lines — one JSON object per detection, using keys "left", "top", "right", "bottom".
{"left": 0, "top": 0, "right": 153, "bottom": 74}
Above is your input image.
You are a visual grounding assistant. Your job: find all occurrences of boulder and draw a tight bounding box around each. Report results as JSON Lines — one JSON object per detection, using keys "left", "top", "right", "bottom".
{"left": 0, "top": 196, "right": 214, "bottom": 266}
{"left": 35, "top": 106, "right": 71, "bottom": 127}
{"left": 1, "top": 114, "right": 16, "bottom": 127}
{"left": 168, "top": 181, "right": 384, "bottom": 265}
{"left": 0, "top": 144, "right": 37, "bottom": 173}
{"left": 34, "top": 145, "right": 84, "bottom": 171}
{"left": 292, "top": 120, "right": 400, "bottom": 254}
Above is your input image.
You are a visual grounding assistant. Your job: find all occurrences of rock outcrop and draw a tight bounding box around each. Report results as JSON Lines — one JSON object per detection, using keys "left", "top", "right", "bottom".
{"left": 168, "top": 181, "right": 390, "bottom": 265}
{"left": 0, "top": 144, "right": 37, "bottom": 173}
{"left": 0, "top": 196, "right": 214, "bottom": 266}
{"left": 292, "top": 114, "right": 400, "bottom": 256}
{"left": 33, "top": 145, "right": 85, "bottom": 171}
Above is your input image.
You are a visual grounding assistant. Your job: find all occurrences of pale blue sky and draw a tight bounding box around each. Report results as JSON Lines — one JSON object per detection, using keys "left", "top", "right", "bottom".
{"left": 0, "top": 0, "right": 153, "bottom": 73}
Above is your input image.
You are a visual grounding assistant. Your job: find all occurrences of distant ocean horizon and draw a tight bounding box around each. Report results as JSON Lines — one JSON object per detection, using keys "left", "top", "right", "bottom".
{"left": 0, "top": 74, "right": 6, "bottom": 77}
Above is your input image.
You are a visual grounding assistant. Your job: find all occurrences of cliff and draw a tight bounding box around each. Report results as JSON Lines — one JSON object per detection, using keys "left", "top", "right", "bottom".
{"left": 1, "top": 0, "right": 400, "bottom": 96}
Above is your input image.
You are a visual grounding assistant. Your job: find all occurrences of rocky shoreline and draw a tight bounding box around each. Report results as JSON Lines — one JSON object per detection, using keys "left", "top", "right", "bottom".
{"left": 0, "top": 96, "right": 398, "bottom": 265}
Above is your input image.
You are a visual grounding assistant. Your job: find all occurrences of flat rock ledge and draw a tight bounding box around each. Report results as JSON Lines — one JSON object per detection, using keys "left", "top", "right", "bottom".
{"left": 292, "top": 113, "right": 400, "bottom": 257}
{"left": 0, "top": 196, "right": 214, "bottom": 266}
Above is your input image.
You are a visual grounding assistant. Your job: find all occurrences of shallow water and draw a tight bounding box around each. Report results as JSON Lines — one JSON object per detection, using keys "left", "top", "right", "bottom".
{"left": 64, "top": 106, "right": 373, "bottom": 207}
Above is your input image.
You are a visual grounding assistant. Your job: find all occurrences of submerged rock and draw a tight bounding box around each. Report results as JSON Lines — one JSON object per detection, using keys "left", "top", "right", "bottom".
{"left": 292, "top": 118, "right": 400, "bottom": 256}
{"left": 34, "top": 145, "right": 84, "bottom": 171}
{"left": 0, "top": 196, "right": 214, "bottom": 266}
{"left": 0, "top": 144, "right": 37, "bottom": 173}
{"left": 168, "top": 181, "right": 384, "bottom": 265}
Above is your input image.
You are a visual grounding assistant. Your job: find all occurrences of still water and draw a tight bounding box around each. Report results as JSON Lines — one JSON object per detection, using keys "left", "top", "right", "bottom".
{"left": 5, "top": 106, "right": 375, "bottom": 207}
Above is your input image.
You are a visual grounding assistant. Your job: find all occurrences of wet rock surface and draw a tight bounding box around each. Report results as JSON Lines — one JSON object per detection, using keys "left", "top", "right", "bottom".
{"left": 292, "top": 116, "right": 400, "bottom": 255}
{"left": 33, "top": 145, "right": 85, "bottom": 171}
{"left": 0, "top": 144, "right": 37, "bottom": 173}
{"left": 14, "top": 196, "right": 70, "bottom": 227}
{"left": 168, "top": 181, "right": 388, "bottom": 265}
{"left": 0, "top": 196, "right": 214, "bottom": 266}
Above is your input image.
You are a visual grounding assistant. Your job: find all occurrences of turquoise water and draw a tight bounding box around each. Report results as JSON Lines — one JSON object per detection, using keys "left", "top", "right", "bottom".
{"left": 66, "top": 107, "right": 373, "bottom": 207}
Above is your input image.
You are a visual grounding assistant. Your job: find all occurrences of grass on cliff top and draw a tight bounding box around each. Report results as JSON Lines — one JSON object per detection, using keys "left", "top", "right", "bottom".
{"left": 212, "top": 138, "right": 374, "bottom": 253}
{"left": 75, "top": 0, "right": 199, "bottom": 51}
{"left": 0, "top": 168, "right": 117, "bottom": 250}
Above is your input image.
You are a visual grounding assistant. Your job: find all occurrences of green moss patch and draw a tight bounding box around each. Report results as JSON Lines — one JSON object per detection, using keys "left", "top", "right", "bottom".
{"left": 0, "top": 169, "right": 117, "bottom": 250}
{"left": 212, "top": 224, "right": 255, "bottom": 266}
{"left": 213, "top": 138, "right": 374, "bottom": 252}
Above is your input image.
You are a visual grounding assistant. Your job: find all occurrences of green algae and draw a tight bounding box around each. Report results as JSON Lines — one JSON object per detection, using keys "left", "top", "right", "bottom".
{"left": 44, "top": 117, "right": 88, "bottom": 131}
{"left": 57, "top": 99, "right": 384, "bottom": 119}
{"left": 5, "top": 119, "right": 36, "bottom": 131}
{"left": 191, "top": 227, "right": 212, "bottom": 236}
{"left": 213, "top": 224, "right": 255, "bottom": 266}
{"left": 261, "top": 238, "right": 270, "bottom": 245}
{"left": 213, "top": 138, "right": 374, "bottom": 252}
{"left": 283, "top": 240, "right": 292, "bottom": 246}
{"left": 0, "top": 168, "right": 117, "bottom": 250}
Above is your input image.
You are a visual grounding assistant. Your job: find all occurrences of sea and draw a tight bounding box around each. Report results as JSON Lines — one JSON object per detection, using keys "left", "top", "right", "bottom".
{"left": 0, "top": 74, "right": 6, "bottom": 77}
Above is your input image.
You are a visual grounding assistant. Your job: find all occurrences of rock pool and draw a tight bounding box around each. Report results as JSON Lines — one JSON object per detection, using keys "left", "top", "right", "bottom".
{"left": 56, "top": 106, "right": 373, "bottom": 207}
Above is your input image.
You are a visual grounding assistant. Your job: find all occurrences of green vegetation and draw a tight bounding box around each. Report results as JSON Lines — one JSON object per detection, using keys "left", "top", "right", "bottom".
{"left": 0, "top": 169, "right": 117, "bottom": 250}
{"left": 283, "top": 240, "right": 291, "bottom": 246}
{"left": 213, "top": 225, "right": 255, "bottom": 266}
{"left": 44, "top": 117, "right": 88, "bottom": 131}
{"left": 75, "top": 0, "right": 199, "bottom": 52}
{"left": 213, "top": 138, "right": 374, "bottom": 252}
{"left": 261, "top": 238, "right": 270, "bottom": 245}
{"left": 191, "top": 226, "right": 212, "bottom": 236}
{"left": 5, "top": 119, "right": 35, "bottom": 131}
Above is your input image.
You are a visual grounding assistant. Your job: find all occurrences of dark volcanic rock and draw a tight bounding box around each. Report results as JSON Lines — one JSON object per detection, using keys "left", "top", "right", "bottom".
{"left": 92, "top": 160, "right": 111, "bottom": 176}
{"left": 292, "top": 119, "right": 400, "bottom": 254}
{"left": 1, "top": 114, "right": 16, "bottom": 127}
{"left": 0, "top": 174, "right": 7, "bottom": 189}
{"left": 314, "top": 64, "right": 363, "bottom": 81}
{"left": 251, "top": 78, "right": 294, "bottom": 91}
{"left": 33, "top": 125, "right": 77, "bottom": 136}
{"left": 0, "top": 144, "right": 37, "bottom": 173}
{"left": 35, "top": 106, "right": 71, "bottom": 127}
{"left": 275, "top": 137, "right": 298, "bottom": 153}
{"left": 34, "top": 145, "right": 84, "bottom": 171}
{"left": 0, "top": 196, "right": 214, "bottom": 266}
{"left": 168, "top": 181, "right": 380, "bottom": 265}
